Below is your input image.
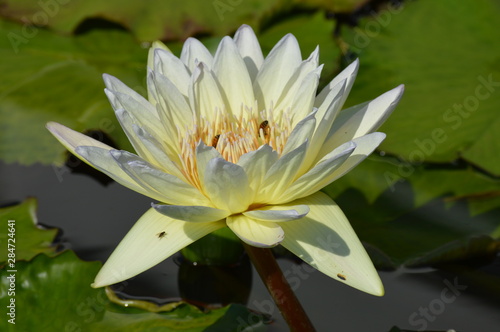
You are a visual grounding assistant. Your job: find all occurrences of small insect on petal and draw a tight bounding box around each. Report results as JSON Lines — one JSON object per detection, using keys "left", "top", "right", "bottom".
{"left": 212, "top": 134, "right": 221, "bottom": 148}
{"left": 259, "top": 120, "right": 269, "bottom": 138}
{"left": 156, "top": 231, "right": 167, "bottom": 239}
{"left": 337, "top": 273, "right": 346, "bottom": 281}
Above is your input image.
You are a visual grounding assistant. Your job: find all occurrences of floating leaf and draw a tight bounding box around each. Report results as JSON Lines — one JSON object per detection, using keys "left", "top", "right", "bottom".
{"left": 0, "top": 198, "right": 58, "bottom": 263}
{"left": 0, "top": 251, "right": 266, "bottom": 331}
{"left": 0, "top": 0, "right": 284, "bottom": 41}
{"left": 293, "top": 0, "right": 368, "bottom": 13}
{"left": 342, "top": 0, "right": 500, "bottom": 175}
{"left": 0, "top": 19, "right": 142, "bottom": 165}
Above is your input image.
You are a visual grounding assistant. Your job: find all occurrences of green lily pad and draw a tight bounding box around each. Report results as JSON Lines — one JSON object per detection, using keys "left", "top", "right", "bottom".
{"left": 0, "top": 0, "right": 283, "bottom": 42}
{"left": 0, "top": 19, "right": 142, "bottom": 165}
{"left": 0, "top": 198, "right": 58, "bottom": 263}
{"left": 342, "top": 0, "right": 500, "bottom": 175}
{"left": 407, "top": 168, "right": 500, "bottom": 215}
{"left": 0, "top": 251, "right": 266, "bottom": 331}
{"left": 293, "top": 0, "right": 368, "bottom": 13}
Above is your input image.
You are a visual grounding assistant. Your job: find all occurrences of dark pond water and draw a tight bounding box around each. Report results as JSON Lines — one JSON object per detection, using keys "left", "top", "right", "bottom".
{"left": 1, "top": 161, "right": 499, "bottom": 331}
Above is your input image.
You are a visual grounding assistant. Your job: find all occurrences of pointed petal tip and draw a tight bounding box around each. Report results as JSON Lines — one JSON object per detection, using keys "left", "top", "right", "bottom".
{"left": 391, "top": 84, "right": 405, "bottom": 97}
{"left": 150, "top": 40, "right": 170, "bottom": 52}
{"left": 379, "top": 84, "right": 405, "bottom": 108}
{"left": 343, "top": 58, "right": 360, "bottom": 78}
{"left": 45, "top": 121, "right": 58, "bottom": 131}
{"left": 270, "top": 32, "right": 299, "bottom": 51}
{"left": 91, "top": 271, "right": 117, "bottom": 288}
{"left": 91, "top": 208, "right": 226, "bottom": 292}
{"left": 90, "top": 281, "right": 102, "bottom": 289}
{"left": 372, "top": 131, "right": 387, "bottom": 141}
{"left": 395, "top": 84, "right": 405, "bottom": 98}
{"left": 361, "top": 276, "right": 385, "bottom": 296}
{"left": 234, "top": 24, "right": 258, "bottom": 40}
{"left": 236, "top": 24, "right": 253, "bottom": 32}
{"left": 102, "top": 73, "right": 115, "bottom": 85}
{"left": 352, "top": 58, "right": 360, "bottom": 72}
{"left": 234, "top": 24, "right": 260, "bottom": 47}
{"left": 220, "top": 35, "right": 233, "bottom": 44}
{"left": 373, "top": 284, "right": 385, "bottom": 297}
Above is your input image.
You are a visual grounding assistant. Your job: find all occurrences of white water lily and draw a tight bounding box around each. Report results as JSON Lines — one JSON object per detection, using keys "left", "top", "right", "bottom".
{"left": 47, "top": 25, "right": 403, "bottom": 296}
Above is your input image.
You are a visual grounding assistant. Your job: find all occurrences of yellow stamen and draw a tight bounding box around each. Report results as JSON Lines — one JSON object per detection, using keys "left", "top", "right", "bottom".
{"left": 178, "top": 106, "right": 292, "bottom": 189}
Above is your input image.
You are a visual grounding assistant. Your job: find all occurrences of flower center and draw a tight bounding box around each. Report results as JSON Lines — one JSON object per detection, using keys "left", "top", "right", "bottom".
{"left": 178, "top": 105, "right": 292, "bottom": 190}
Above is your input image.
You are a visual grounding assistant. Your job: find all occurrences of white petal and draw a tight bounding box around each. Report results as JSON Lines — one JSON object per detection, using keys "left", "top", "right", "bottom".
{"left": 92, "top": 208, "right": 225, "bottom": 287}
{"left": 212, "top": 36, "right": 255, "bottom": 118}
{"left": 253, "top": 34, "right": 302, "bottom": 111}
{"left": 152, "top": 204, "right": 229, "bottom": 222}
{"left": 234, "top": 24, "right": 264, "bottom": 81}
{"left": 314, "top": 78, "right": 346, "bottom": 132}
{"left": 319, "top": 132, "right": 387, "bottom": 183}
{"left": 103, "top": 74, "right": 159, "bottom": 121}
{"left": 243, "top": 205, "right": 309, "bottom": 222}
{"left": 47, "top": 121, "right": 113, "bottom": 151}
{"left": 47, "top": 122, "right": 153, "bottom": 197}
{"left": 227, "top": 214, "right": 284, "bottom": 248}
{"left": 153, "top": 48, "right": 191, "bottom": 96}
{"left": 114, "top": 109, "right": 154, "bottom": 162}
{"left": 290, "top": 65, "right": 322, "bottom": 124}
{"left": 315, "top": 58, "right": 359, "bottom": 109}
{"left": 277, "top": 141, "right": 356, "bottom": 203}
{"left": 147, "top": 40, "right": 170, "bottom": 70}
{"left": 280, "top": 192, "right": 384, "bottom": 296}
{"left": 110, "top": 150, "right": 210, "bottom": 206}
{"left": 134, "top": 125, "right": 186, "bottom": 181}
{"left": 237, "top": 144, "right": 278, "bottom": 192}
{"left": 259, "top": 140, "right": 308, "bottom": 202}
{"left": 195, "top": 141, "right": 223, "bottom": 188}
{"left": 203, "top": 158, "right": 253, "bottom": 213}
{"left": 281, "top": 111, "right": 316, "bottom": 156}
{"left": 274, "top": 47, "right": 319, "bottom": 115}
{"left": 104, "top": 87, "right": 163, "bottom": 139}
{"left": 75, "top": 146, "right": 167, "bottom": 199}
{"left": 298, "top": 80, "right": 346, "bottom": 174}
{"left": 319, "top": 85, "right": 404, "bottom": 157}
{"left": 189, "top": 62, "right": 226, "bottom": 122}
{"left": 148, "top": 71, "right": 193, "bottom": 130}
{"left": 180, "top": 37, "right": 213, "bottom": 73}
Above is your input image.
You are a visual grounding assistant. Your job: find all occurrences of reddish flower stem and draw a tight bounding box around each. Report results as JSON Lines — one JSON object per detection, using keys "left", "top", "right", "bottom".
{"left": 243, "top": 243, "right": 316, "bottom": 332}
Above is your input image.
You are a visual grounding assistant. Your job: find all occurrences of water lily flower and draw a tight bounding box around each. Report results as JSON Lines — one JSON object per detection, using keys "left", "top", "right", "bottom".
{"left": 47, "top": 25, "right": 403, "bottom": 296}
